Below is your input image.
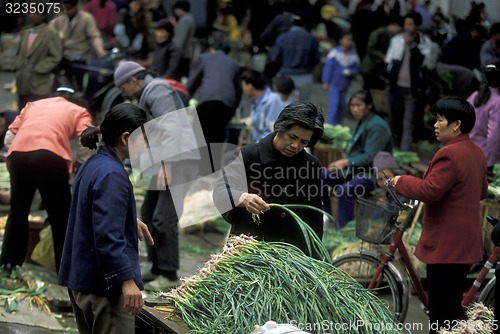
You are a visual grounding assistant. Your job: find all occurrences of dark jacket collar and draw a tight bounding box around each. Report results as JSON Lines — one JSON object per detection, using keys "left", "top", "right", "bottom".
{"left": 97, "top": 145, "right": 122, "bottom": 164}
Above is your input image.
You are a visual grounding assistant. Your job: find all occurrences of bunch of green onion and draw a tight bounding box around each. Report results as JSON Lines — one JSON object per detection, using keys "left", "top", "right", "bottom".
{"left": 164, "top": 233, "right": 402, "bottom": 333}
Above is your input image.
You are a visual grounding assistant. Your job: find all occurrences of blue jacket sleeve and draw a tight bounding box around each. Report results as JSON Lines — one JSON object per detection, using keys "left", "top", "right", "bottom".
{"left": 92, "top": 171, "right": 135, "bottom": 288}
{"left": 349, "top": 55, "right": 361, "bottom": 77}
{"left": 322, "top": 57, "right": 335, "bottom": 84}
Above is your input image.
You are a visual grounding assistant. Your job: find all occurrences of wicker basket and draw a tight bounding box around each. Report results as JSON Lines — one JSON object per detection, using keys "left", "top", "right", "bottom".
{"left": 313, "top": 143, "right": 344, "bottom": 167}
{"left": 355, "top": 197, "right": 400, "bottom": 244}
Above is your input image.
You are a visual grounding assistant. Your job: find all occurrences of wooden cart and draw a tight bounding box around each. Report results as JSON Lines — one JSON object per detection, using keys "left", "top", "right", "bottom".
{"left": 136, "top": 306, "right": 189, "bottom": 334}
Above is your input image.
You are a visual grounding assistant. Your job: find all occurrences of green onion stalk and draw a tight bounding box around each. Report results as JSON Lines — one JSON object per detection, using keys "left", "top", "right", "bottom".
{"left": 159, "top": 204, "right": 402, "bottom": 333}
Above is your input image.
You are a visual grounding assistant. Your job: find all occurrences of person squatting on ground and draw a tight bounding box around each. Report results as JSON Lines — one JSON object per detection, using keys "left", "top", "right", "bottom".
{"left": 0, "top": 89, "right": 92, "bottom": 273}
{"left": 390, "top": 97, "right": 488, "bottom": 334}
{"left": 213, "top": 101, "right": 324, "bottom": 258}
{"left": 321, "top": 90, "right": 392, "bottom": 229}
{"left": 58, "top": 103, "right": 153, "bottom": 334}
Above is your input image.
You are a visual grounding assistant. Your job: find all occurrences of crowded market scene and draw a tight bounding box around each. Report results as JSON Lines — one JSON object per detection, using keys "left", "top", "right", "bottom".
{"left": 0, "top": 0, "right": 500, "bottom": 333}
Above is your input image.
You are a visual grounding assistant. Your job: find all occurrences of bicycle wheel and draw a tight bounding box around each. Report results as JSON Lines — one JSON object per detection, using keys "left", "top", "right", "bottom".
{"left": 332, "top": 252, "right": 409, "bottom": 322}
{"left": 478, "top": 277, "right": 495, "bottom": 309}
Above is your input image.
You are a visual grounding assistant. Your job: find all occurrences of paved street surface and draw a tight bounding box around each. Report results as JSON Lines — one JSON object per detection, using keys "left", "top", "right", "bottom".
{"left": 0, "top": 69, "right": 435, "bottom": 333}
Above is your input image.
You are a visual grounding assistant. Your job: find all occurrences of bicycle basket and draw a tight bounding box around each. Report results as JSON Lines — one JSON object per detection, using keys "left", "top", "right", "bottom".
{"left": 355, "top": 197, "right": 400, "bottom": 244}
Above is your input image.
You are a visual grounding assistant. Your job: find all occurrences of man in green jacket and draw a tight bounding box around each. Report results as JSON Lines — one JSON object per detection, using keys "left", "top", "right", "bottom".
{"left": 360, "top": 17, "right": 402, "bottom": 90}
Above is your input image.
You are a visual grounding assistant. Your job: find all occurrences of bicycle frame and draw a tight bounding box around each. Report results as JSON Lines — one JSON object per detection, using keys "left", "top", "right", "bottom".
{"left": 368, "top": 226, "right": 429, "bottom": 307}
{"left": 368, "top": 172, "right": 499, "bottom": 312}
{"left": 462, "top": 245, "right": 500, "bottom": 307}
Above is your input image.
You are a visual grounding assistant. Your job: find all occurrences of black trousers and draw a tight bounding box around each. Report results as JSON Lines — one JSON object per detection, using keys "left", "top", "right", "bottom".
{"left": 0, "top": 150, "right": 71, "bottom": 272}
{"left": 140, "top": 162, "right": 197, "bottom": 274}
{"left": 196, "top": 101, "right": 234, "bottom": 144}
{"left": 427, "top": 263, "right": 470, "bottom": 334}
{"left": 495, "top": 263, "right": 500, "bottom": 334}
{"left": 60, "top": 57, "right": 86, "bottom": 92}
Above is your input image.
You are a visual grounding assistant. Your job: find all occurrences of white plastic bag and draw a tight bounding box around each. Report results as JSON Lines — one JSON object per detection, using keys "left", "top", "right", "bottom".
{"left": 250, "top": 321, "right": 311, "bottom": 334}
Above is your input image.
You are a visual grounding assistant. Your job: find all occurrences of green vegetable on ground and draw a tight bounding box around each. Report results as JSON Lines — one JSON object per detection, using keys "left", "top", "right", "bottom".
{"left": 392, "top": 150, "right": 420, "bottom": 166}
{"left": 320, "top": 124, "right": 351, "bottom": 149}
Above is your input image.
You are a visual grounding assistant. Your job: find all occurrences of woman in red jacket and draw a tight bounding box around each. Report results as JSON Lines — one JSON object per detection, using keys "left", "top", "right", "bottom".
{"left": 390, "top": 97, "right": 488, "bottom": 334}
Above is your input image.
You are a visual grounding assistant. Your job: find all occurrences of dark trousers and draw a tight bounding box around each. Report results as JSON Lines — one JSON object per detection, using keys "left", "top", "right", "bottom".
{"left": 495, "top": 264, "right": 500, "bottom": 334}
{"left": 196, "top": 101, "right": 234, "bottom": 144}
{"left": 141, "top": 189, "right": 180, "bottom": 273}
{"left": 0, "top": 150, "right": 70, "bottom": 272}
{"left": 68, "top": 288, "right": 134, "bottom": 334}
{"left": 362, "top": 73, "right": 386, "bottom": 90}
{"left": 140, "top": 162, "right": 197, "bottom": 274}
{"left": 388, "top": 86, "right": 420, "bottom": 151}
{"left": 60, "top": 57, "right": 86, "bottom": 92}
{"left": 427, "top": 263, "right": 470, "bottom": 334}
{"left": 178, "top": 57, "right": 191, "bottom": 79}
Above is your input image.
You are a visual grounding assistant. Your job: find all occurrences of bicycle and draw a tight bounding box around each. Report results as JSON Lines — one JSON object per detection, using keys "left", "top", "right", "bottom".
{"left": 331, "top": 173, "right": 499, "bottom": 323}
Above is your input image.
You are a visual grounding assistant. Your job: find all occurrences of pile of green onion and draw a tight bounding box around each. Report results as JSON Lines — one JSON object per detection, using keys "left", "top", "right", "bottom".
{"left": 164, "top": 233, "right": 402, "bottom": 333}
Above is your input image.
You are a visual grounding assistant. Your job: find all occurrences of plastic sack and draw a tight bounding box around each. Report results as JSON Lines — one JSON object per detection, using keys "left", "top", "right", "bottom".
{"left": 30, "top": 225, "right": 56, "bottom": 271}
{"left": 250, "top": 321, "right": 311, "bottom": 334}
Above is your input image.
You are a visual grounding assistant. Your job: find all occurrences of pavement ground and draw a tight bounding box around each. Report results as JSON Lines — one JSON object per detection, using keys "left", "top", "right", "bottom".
{"left": 0, "top": 69, "right": 433, "bottom": 333}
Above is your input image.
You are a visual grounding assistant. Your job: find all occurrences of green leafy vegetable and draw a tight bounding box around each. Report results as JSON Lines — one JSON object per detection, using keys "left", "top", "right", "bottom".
{"left": 320, "top": 124, "right": 351, "bottom": 149}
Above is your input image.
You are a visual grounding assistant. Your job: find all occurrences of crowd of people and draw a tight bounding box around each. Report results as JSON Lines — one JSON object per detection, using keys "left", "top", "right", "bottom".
{"left": 0, "top": 0, "right": 500, "bottom": 333}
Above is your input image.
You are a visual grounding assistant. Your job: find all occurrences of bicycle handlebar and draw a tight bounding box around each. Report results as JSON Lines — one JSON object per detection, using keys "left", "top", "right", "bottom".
{"left": 380, "top": 170, "right": 414, "bottom": 211}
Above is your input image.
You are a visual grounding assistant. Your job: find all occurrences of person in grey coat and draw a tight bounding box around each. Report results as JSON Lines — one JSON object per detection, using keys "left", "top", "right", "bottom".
{"left": 114, "top": 61, "right": 200, "bottom": 291}
{"left": 187, "top": 39, "right": 242, "bottom": 144}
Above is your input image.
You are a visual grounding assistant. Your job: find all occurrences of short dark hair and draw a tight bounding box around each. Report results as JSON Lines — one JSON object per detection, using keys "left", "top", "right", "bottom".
{"left": 387, "top": 15, "right": 404, "bottom": 27}
{"left": 490, "top": 22, "right": 500, "bottom": 36}
{"left": 272, "top": 74, "right": 295, "bottom": 95}
{"left": 404, "top": 11, "right": 423, "bottom": 27}
{"left": 291, "top": 10, "right": 313, "bottom": 30}
{"left": 174, "top": 0, "right": 190, "bottom": 12}
{"left": 241, "top": 70, "right": 266, "bottom": 90}
{"left": 431, "top": 97, "right": 475, "bottom": 133}
{"left": 209, "top": 39, "right": 231, "bottom": 54}
{"left": 155, "top": 18, "right": 174, "bottom": 35}
{"left": 274, "top": 101, "right": 324, "bottom": 147}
